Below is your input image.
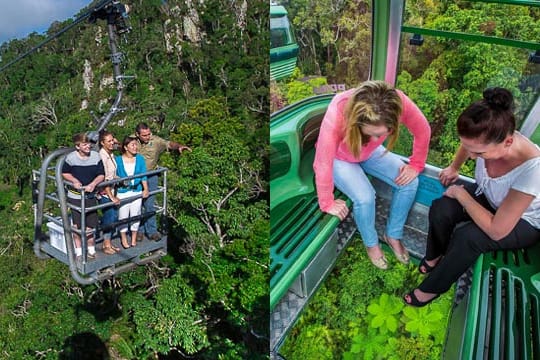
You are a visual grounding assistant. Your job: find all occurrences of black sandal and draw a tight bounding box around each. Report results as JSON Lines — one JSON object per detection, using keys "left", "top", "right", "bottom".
{"left": 418, "top": 257, "right": 436, "bottom": 274}
{"left": 403, "top": 289, "right": 440, "bottom": 307}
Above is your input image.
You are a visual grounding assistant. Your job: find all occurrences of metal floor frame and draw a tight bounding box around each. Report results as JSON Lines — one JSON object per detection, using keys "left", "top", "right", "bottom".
{"left": 270, "top": 193, "right": 473, "bottom": 358}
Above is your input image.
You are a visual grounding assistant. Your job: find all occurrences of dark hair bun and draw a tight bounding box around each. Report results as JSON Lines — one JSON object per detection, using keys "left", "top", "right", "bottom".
{"left": 483, "top": 87, "right": 513, "bottom": 111}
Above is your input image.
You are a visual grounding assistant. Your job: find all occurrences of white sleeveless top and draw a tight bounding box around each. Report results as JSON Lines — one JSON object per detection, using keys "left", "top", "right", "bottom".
{"left": 475, "top": 155, "right": 540, "bottom": 229}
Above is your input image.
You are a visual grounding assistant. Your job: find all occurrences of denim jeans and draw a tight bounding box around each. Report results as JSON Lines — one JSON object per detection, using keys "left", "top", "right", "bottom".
{"left": 333, "top": 146, "right": 418, "bottom": 248}
{"left": 140, "top": 175, "right": 159, "bottom": 235}
{"left": 99, "top": 195, "right": 118, "bottom": 240}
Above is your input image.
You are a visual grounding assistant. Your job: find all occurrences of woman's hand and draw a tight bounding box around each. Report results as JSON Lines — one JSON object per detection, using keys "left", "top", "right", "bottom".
{"left": 142, "top": 189, "right": 149, "bottom": 199}
{"left": 443, "top": 184, "right": 466, "bottom": 199}
{"left": 394, "top": 164, "right": 419, "bottom": 186}
{"left": 327, "top": 199, "right": 349, "bottom": 221}
{"left": 439, "top": 166, "right": 459, "bottom": 186}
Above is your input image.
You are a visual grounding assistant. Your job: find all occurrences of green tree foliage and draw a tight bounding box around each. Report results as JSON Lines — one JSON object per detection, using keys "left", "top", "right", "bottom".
{"left": 169, "top": 97, "right": 267, "bottom": 244}
{"left": 281, "top": 237, "right": 454, "bottom": 359}
{"left": 397, "top": 1, "right": 540, "bottom": 171}
{"left": 402, "top": 305, "right": 445, "bottom": 343}
{"left": 0, "top": 0, "right": 268, "bottom": 358}
{"left": 343, "top": 329, "right": 399, "bottom": 360}
{"left": 287, "top": 0, "right": 540, "bottom": 173}
{"left": 286, "top": 0, "right": 372, "bottom": 84}
{"left": 166, "top": 97, "right": 269, "bottom": 344}
{"left": 282, "top": 324, "right": 334, "bottom": 360}
{"left": 367, "top": 293, "right": 404, "bottom": 334}
{"left": 131, "top": 273, "right": 208, "bottom": 356}
{"left": 286, "top": 76, "right": 328, "bottom": 104}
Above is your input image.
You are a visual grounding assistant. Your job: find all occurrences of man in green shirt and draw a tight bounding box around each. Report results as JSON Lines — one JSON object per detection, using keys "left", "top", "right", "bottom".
{"left": 135, "top": 122, "right": 191, "bottom": 240}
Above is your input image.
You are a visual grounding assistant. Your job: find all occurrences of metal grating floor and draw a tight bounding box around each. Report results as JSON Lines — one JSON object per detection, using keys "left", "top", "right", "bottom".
{"left": 270, "top": 195, "right": 474, "bottom": 357}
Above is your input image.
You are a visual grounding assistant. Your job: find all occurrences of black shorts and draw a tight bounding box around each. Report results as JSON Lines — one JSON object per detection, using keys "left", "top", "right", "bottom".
{"left": 68, "top": 196, "right": 99, "bottom": 229}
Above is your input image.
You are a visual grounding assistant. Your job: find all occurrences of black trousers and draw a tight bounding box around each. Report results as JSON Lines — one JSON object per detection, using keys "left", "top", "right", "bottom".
{"left": 419, "top": 183, "right": 540, "bottom": 294}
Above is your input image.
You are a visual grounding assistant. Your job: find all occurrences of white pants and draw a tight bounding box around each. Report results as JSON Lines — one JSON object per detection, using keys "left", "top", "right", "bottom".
{"left": 117, "top": 191, "right": 142, "bottom": 233}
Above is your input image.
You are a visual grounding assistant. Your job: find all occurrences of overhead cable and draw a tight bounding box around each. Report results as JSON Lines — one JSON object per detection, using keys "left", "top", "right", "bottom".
{"left": 0, "top": 0, "right": 114, "bottom": 73}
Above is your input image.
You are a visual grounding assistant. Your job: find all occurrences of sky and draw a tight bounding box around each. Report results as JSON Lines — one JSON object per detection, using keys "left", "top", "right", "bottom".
{"left": 0, "top": 0, "right": 93, "bottom": 45}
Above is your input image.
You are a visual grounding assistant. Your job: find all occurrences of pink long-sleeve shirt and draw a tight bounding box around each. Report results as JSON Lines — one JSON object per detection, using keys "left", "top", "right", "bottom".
{"left": 313, "top": 88, "right": 431, "bottom": 212}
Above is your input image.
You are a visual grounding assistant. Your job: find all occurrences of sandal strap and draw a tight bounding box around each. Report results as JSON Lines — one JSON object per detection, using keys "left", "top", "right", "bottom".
{"left": 403, "top": 290, "right": 440, "bottom": 307}
{"left": 369, "top": 255, "right": 388, "bottom": 270}
{"left": 103, "top": 246, "right": 116, "bottom": 254}
{"left": 382, "top": 235, "right": 410, "bottom": 264}
{"left": 418, "top": 257, "right": 437, "bottom": 274}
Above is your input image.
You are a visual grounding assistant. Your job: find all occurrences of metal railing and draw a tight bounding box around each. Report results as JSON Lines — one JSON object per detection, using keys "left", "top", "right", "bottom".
{"left": 32, "top": 149, "right": 168, "bottom": 284}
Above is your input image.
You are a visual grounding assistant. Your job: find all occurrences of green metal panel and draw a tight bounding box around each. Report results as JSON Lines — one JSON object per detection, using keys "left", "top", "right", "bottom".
{"left": 270, "top": 141, "right": 292, "bottom": 181}
{"left": 270, "top": 95, "right": 352, "bottom": 310}
{"left": 270, "top": 95, "right": 334, "bottom": 209}
{"left": 270, "top": 57, "right": 298, "bottom": 81}
{"left": 401, "top": 26, "right": 540, "bottom": 50}
{"left": 270, "top": 4, "right": 288, "bottom": 16}
{"left": 270, "top": 191, "right": 348, "bottom": 310}
{"left": 469, "top": 0, "right": 540, "bottom": 7}
{"left": 466, "top": 259, "right": 487, "bottom": 360}
{"left": 530, "top": 122, "right": 540, "bottom": 145}
{"left": 271, "top": 94, "right": 334, "bottom": 126}
{"left": 270, "top": 4, "right": 298, "bottom": 80}
{"left": 459, "top": 244, "right": 540, "bottom": 359}
{"left": 270, "top": 45, "right": 299, "bottom": 81}
{"left": 371, "top": 0, "right": 392, "bottom": 81}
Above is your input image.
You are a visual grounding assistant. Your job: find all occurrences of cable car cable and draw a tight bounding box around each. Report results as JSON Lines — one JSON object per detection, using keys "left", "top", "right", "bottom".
{"left": 0, "top": 0, "right": 115, "bottom": 74}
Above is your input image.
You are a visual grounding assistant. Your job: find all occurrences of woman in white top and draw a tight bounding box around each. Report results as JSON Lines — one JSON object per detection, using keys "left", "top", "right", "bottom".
{"left": 98, "top": 130, "right": 121, "bottom": 254}
{"left": 404, "top": 87, "right": 540, "bottom": 307}
{"left": 116, "top": 136, "right": 149, "bottom": 249}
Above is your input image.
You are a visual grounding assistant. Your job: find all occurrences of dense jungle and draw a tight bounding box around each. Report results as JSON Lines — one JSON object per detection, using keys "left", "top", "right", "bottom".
{"left": 0, "top": 0, "right": 269, "bottom": 358}
{"left": 273, "top": 0, "right": 540, "bottom": 171}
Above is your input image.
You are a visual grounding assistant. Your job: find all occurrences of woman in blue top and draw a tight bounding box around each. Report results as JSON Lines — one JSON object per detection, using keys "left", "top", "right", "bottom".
{"left": 116, "top": 136, "right": 149, "bottom": 248}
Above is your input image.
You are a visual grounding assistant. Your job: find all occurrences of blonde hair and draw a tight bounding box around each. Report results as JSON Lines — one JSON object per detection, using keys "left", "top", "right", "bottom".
{"left": 344, "top": 81, "right": 402, "bottom": 157}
